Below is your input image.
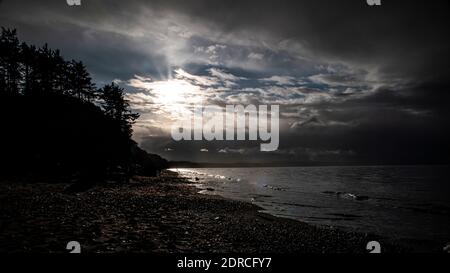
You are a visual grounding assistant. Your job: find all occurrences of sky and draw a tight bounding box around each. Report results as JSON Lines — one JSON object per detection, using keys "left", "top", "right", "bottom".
{"left": 1, "top": 0, "right": 449, "bottom": 164}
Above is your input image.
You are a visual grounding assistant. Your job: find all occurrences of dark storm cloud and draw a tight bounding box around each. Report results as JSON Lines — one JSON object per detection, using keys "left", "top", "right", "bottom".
{"left": 2, "top": 0, "right": 449, "bottom": 76}
{"left": 149, "top": 0, "right": 450, "bottom": 79}
{"left": 3, "top": 0, "right": 447, "bottom": 81}
{"left": 282, "top": 81, "right": 450, "bottom": 164}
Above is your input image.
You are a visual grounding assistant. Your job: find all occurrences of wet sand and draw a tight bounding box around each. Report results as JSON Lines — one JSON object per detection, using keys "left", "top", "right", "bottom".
{"left": 0, "top": 171, "right": 405, "bottom": 253}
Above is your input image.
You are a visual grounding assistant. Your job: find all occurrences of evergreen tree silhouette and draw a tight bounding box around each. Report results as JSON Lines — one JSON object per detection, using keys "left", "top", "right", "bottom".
{"left": 19, "top": 42, "right": 37, "bottom": 95}
{"left": 52, "top": 49, "right": 68, "bottom": 94}
{"left": 0, "top": 27, "right": 21, "bottom": 94}
{"left": 38, "top": 44, "right": 53, "bottom": 94}
{"left": 100, "top": 83, "right": 139, "bottom": 138}
{"left": 67, "top": 60, "right": 96, "bottom": 101}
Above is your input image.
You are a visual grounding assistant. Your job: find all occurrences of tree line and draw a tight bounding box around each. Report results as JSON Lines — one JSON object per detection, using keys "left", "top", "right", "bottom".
{"left": 0, "top": 27, "right": 138, "bottom": 137}
{"left": 0, "top": 27, "right": 166, "bottom": 182}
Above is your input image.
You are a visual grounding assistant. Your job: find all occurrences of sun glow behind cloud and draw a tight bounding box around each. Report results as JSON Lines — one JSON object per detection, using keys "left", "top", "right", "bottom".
{"left": 126, "top": 70, "right": 208, "bottom": 135}
{"left": 149, "top": 79, "right": 203, "bottom": 106}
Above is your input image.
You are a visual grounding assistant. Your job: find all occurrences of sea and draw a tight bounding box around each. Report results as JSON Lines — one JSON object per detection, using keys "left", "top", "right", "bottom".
{"left": 171, "top": 165, "right": 450, "bottom": 252}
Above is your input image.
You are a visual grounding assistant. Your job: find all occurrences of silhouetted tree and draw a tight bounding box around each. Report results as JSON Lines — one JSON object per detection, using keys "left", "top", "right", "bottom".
{"left": 0, "top": 27, "right": 21, "bottom": 94}
{"left": 67, "top": 60, "right": 96, "bottom": 101}
{"left": 19, "top": 42, "right": 37, "bottom": 95}
{"left": 53, "top": 49, "right": 68, "bottom": 94}
{"left": 100, "top": 83, "right": 139, "bottom": 137}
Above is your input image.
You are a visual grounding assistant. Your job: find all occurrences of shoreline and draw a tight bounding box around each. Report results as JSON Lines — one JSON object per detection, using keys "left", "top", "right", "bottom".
{"left": 0, "top": 171, "right": 406, "bottom": 253}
